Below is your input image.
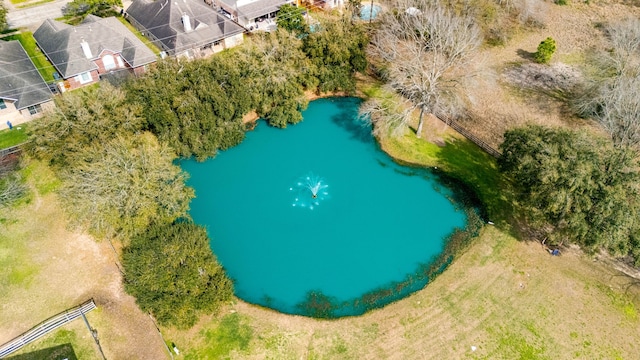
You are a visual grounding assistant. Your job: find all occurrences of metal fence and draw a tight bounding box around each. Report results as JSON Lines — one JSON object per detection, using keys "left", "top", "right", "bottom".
{"left": 434, "top": 111, "right": 502, "bottom": 159}
{"left": 0, "top": 299, "right": 97, "bottom": 358}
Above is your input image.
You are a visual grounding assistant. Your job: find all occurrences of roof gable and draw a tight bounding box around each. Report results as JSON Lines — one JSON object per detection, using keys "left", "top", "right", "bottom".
{"left": 220, "top": 0, "right": 290, "bottom": 22}
{"left": 127, "top": 0, "right": 245, "bottom": 53}
{"left": 0, "top": 41, "right": 52, "bottom": 109}
{"left": 33, "top": 16, "right": 157, "bottom": 79}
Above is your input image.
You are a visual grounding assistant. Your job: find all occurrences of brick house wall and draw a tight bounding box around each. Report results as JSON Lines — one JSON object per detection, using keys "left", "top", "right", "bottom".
{"left": 61, "top": 69, "right": 100, "bottom": 91}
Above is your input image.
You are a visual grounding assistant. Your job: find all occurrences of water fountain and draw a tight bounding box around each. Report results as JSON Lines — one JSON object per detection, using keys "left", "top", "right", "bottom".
{"left": 183, "top": 97, "right": 471, "bottom": 317}
{"left": 290, "top": 174, "right": 329, "bottom": 210}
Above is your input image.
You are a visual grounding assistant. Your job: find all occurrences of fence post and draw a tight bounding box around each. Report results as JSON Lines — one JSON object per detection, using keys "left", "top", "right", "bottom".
{"left": 148, "top": 313, "right": 174, "bottom": 360}
{"left": 81, "top": 312, "right": 107, "bottom": 360}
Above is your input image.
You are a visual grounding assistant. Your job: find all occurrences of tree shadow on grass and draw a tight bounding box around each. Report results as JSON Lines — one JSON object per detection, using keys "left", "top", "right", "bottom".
{"left": 435, "top": 136, "right": 518, "bottom": 236}
{"left": 516, "top": 49, "right": 536, "bottom": 61}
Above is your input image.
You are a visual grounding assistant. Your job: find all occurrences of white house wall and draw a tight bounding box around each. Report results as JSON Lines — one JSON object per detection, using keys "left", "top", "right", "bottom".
{"left": 224, "top": 33, "right": 244, "bottom": 49}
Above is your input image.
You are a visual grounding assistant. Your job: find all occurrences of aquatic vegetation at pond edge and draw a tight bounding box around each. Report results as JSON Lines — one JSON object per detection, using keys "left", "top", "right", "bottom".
{"left": 182, "top": 98, "right": 482, "bottom": 317}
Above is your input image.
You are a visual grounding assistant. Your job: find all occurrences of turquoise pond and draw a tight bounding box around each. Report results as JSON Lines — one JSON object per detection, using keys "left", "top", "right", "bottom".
{"left": 181, "top": 97, "right": 469, "bottom": 317}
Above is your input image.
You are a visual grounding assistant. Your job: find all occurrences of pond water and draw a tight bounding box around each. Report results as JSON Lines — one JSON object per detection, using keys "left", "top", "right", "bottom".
{"left": 181, "top": 97, "right": 468, "bottom": 317}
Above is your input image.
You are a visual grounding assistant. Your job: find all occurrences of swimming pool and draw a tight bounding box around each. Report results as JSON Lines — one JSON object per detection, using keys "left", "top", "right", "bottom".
{"left": 360, "top": 4, "right": 382, "bottom": 21}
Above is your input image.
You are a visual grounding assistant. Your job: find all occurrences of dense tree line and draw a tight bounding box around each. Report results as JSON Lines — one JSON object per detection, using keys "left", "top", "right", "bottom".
{"left": 23, "top": 19, "right": 368, "bottom": 327}
{"left": 500, "top": 125, "right": 640, "bottom": 264}
{"left": 126, "top": 19, "right": 367, "bottom": 159}
{"left": 0, "top": 3, "right": 7, "bottom": 32}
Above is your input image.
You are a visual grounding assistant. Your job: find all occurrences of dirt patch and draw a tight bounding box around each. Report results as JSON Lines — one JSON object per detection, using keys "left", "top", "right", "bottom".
{"left": 502, "top": 62, "right": 583, "bottom": 92}
{"left": 0, "top": 192, "right": 169, "bottom": 359}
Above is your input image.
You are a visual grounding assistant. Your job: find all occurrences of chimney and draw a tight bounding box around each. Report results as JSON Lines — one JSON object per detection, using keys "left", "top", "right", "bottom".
{"left": 182, "top": 13, "right": 192, "bottom": 32}
{"left": 80, "top": 39, "right": 93, "bottom": 59}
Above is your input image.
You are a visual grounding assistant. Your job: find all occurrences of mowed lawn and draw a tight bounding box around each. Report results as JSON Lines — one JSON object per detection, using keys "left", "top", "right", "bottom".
{"left": 164, "top": 226, "right": 639, "bottom": 359}
{"left": 3, "top": 0, "right": 640, "bottom": 353}
{"left": 0, "top": 125, "right": 29, "bottom": 149}
{"left": 0, "top": 162, "right": 169, "bottom": 360}
{"left": 1, "top": 32, "right": 57, "bottom": 82}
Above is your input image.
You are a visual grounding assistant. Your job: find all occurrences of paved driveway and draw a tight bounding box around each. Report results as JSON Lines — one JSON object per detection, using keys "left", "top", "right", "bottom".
{"left": 5, "top": 0, "right": 74, "bottom": 30}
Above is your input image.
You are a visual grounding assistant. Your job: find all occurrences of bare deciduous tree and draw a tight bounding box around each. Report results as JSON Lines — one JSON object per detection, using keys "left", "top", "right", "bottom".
{"left": 367, "top": 0, "right": 482, "bottom": 137}
{"left": 576, "top": 19, "right": 640, "bottom": 148}
{"left": 597, "top": 76, "right": 640, "bottom": 148}
{"left": 0, "top": 173, "right": 27, "bottom": 208}
{"left": 605, "top": 18, "right": 640, "bottom": 75}
{"left": 359, "top": 86, "right": 414, "bottom": 137}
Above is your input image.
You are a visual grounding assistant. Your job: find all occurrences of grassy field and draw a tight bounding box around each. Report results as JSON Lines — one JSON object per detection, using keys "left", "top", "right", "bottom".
{"left": 152, "top": 125, "right": 639, "bottom": 359}
{"left": 159, "top": 229, "right": 639, "bottom": 359}
{"left": 3, "top": 167, "right": 638, "bottom": 359}
{"left": 7, "top": 319, "right": 101, "bottom": 360}
{"left": 2, "top": 1, "right": 640, "bottom": 359}
{"left": 1, "top": 32, "right": 57, "bottom": 82}
{"left": 0, "top": 125, "right": 28, "bottom": 149}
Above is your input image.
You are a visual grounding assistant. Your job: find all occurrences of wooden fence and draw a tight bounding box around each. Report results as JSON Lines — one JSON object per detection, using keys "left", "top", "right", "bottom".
{"left": 0, "top": 144, "right": 24, "bottom": 159}
{"left": 434, "top": 111, "right": 502, "bottom": 159}
{"left": 0, "top": 299, "right": 97, "bottom": 358}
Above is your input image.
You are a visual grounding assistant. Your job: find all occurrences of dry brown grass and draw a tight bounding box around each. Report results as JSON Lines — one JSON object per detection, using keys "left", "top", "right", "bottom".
{"left": 462, "top": 0, "right": 640, "bottom": 148}
{"left": 0, "top": 161, "right": 169, "bottom": 360}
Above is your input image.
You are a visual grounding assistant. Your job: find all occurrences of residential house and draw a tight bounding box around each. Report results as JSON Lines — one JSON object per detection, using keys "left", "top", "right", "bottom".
{"left": 33, "top": 15, "right": 157, "bottom": 91}
{"left": 215, "top": 0, "right": 296, "bottom": 30}
{"left": 126, "top": 0, "right": 246, "bottom": 59}
{"left": 0, "top": 41, "right": 54, "bottom": 130}
{"left": 322, "top": 0, "right": 343, "bottom": 9}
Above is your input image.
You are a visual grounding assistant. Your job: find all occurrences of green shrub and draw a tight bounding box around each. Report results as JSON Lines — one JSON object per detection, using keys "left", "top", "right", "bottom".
{"left": 534, "top": 37, "right": 556, "bottom": 64}
{"left": 123, "top": 221, "right": 233, "bottom": 328}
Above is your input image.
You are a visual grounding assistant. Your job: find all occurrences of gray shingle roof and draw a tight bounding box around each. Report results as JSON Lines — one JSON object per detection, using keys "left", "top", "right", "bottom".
{"left": 33, "top": 15, "right": 157, "bottom": 79}
{"left": 126, "top": 0, "right": 245, "bottom": 54}
{"left": 220, "top": 0, "right": 289, "bottom": 22}
{"left": 0, "top": 40, "right": 52, "bottom": 110}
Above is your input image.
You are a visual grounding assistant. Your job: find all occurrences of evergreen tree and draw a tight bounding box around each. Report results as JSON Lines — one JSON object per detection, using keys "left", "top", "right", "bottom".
{"left": 123, "top": 221, "right": 233, "bottom": 328}
{"left": 25, "top": 83, "right": 145, "bottom": 167}
{"left": 533, "top": 37, "right": 556, "bottom": 64}
{"left": 59, "top": 133, "right": 193, "bottom": 240}
{"left": 500, "top": 125, "right": 640, "bottom": 261}
{"left": 276, "top": 4, "right": 307, "bottom": 34}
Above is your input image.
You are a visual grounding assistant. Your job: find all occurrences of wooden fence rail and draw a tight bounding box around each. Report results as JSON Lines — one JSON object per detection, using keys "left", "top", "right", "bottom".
{"left": 434, "top": 111, "right": 502, "bottom": 159}
{"left": 0, "top": 144, "right": 24, "bottom": 159}
{"left": 0, "top": 299, "right": 97, "bottom": 358}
